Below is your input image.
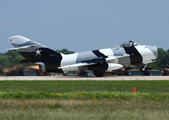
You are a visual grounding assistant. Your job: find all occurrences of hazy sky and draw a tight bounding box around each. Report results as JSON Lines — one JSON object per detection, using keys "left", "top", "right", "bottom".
{"left": 1, "top": 0, "right": 169, "bottom": 53}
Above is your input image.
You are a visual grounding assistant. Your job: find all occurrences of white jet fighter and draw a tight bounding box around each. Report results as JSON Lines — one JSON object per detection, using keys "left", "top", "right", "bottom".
{"left": 8, "top": 35, "right": 158, "bottom": 77}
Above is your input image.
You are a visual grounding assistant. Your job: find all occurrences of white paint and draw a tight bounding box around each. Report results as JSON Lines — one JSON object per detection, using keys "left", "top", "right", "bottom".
{"left": 60, "top": 53, "right": 79, "bottom": 72}
{"left": 9, "top": 35, "right": 30, "bottom": 44}
{"left": 99, "top": 48, "right": 114, "bottom": 56}
{"left": 8, "top": 35, "right": 47, "bottom": 48}
{"left": 107, "top": 63, "right": 123, "bottom": 70}
{"left": 35, "top": 49, "right": 42, "bottom": 56}
{"left": 99, "top": 48, "right": 120, "bottom": 63}
{"left": 58, "top": 62, "right": 95, "bottom": 72}
{"left": 106, "top": 56, "right": 117, "bottom": 61}
{"left": 135, "top": 46, "right": 156, "bottom": 62}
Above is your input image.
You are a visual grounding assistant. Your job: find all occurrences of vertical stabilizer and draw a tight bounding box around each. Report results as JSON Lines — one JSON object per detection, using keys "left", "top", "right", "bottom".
{"left": 8, "top": 35, "right": 62, "bottom": 63}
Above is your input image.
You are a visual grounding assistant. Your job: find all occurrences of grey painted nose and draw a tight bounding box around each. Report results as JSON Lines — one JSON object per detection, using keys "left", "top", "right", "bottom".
{"left": 147, "top": 46, "right": 158, "bottom": 59}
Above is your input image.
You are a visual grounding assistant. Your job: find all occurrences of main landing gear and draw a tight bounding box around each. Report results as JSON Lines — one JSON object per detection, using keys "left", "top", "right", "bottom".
{"left": 93, "top": 70, "right": 105, "bottom": 77}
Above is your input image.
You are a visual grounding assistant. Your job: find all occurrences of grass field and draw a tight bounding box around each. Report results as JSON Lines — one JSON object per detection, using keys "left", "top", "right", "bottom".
{"left": 0, "top": 98, "right": 169, "bottom": 120}
{"left": 0, "top": 80, "right": 169, "bottom": 120}
{"left": 0, "top": 80, "right": 169, "bottom": 93}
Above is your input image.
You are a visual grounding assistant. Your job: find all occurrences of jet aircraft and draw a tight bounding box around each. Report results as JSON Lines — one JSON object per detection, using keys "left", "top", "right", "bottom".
{"left": 8, "top": 35, "right": 158, "bottom": 77}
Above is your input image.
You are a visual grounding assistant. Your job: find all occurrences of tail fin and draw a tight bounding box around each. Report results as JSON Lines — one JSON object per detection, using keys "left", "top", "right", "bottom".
{"left": 8, "top": 35, "right": 62, "bottom": 63}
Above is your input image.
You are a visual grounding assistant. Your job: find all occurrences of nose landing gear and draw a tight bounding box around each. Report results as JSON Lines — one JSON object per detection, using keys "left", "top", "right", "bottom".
{"left": 142, "top": 64, "right": 147, "bottom": 71}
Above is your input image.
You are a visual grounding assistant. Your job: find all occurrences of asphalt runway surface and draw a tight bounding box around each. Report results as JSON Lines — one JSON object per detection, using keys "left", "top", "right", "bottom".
{"left": 0, "top": 76, "right": 169, "bottom": 80}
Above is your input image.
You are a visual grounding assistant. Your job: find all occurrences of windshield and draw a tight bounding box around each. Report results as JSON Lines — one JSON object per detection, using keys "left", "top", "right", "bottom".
{"left": 116, "top": 41, "right": 139, "bottom": 48}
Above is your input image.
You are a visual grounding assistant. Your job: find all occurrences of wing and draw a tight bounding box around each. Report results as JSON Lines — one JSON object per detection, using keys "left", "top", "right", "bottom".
{"left": 105, "top": 54, "right": 129, "bottom": 62}
{"left": 58, "top": 62, "right": 95, "bottom": 69}
{"left": 58, "top": 54, "right": 129, "bottom": 70}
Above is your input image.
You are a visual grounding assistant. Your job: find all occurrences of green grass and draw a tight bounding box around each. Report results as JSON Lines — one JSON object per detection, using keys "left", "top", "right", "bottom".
{"left": 0, "top": 80, "right": 169, "bottom": 93}
{"left": 0, "top": 91, "right": 169, "bottom": 100}
{"left": 0, "top": 80, "right": 169, "bottom": 120}
{"left": 0, "top": 99, "right": 169, "bottom": 120}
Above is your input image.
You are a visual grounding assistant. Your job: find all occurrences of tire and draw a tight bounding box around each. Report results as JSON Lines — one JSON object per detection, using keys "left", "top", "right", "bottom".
{"left": 93, "top": 70, "right": 105, "bottom": 77}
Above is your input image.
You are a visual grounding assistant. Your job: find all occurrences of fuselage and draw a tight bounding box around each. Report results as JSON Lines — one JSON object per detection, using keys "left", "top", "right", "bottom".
{"left": 8, "top": 35, "right": 158, "bottom": 77}
{"left": 60, "top": 44, "right": 157, "bottom": 73}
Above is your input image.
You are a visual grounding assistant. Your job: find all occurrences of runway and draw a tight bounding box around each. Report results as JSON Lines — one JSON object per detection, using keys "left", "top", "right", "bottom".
{"left": 0, "top": 76, "right": 169, "bottom": 80}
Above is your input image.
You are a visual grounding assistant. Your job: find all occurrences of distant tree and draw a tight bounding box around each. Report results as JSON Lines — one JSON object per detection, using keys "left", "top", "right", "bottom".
{"left": 5, "top": 50, "right": 22, "bottom": 60}
{"left": 160, "top": 49, "right": 169, "bottom": 68}
{"left": 0, "top": 55, "right": 10, "bottom": 66}
{"left": 56, "top": 48, "right": 75, "bottom": 54}
{"left": 149, "top": 48, "right": 168, "bottom": 70}
{"left": 158, "top": 48, "right": 166, "bottom": 59}
{"left": 0, "top": 50, "right": 24, "bottom": 66}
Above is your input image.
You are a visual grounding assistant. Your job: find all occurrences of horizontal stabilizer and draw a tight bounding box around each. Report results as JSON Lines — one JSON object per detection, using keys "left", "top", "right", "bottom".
{"left": 8, "top": 45, "right": 36, "bottom": 50}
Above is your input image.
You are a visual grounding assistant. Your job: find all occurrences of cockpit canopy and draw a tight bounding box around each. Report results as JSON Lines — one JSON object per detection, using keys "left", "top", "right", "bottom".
{"left": 116, "top": 41, "right": 139, "bottom": 48}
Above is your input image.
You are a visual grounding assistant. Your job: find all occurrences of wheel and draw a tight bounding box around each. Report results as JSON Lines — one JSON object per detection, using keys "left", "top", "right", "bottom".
{"left": 78, "top": 71, "right": 88, "bottom": 77}
{"left": 93, "top": 70, "right": 105, "bottom": 77}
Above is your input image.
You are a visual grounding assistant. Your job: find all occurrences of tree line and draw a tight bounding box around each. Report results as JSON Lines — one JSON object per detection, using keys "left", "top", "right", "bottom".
{"left": 149, "top": 48, "right": 169, "bottom": 70}
{"left": 0, "top": 48, "right": 168, "bottom": 70}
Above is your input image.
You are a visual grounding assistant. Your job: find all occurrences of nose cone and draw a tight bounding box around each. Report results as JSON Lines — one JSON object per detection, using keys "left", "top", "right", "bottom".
{"left": 147, "top": 46, "right": 158, "bottom": 59}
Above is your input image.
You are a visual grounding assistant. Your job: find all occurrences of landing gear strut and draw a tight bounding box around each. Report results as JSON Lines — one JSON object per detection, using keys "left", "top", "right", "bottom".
{"left": 142, "top": 64, "right": 147, "bottom": 71}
